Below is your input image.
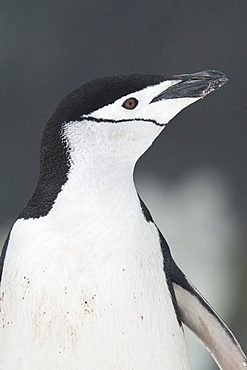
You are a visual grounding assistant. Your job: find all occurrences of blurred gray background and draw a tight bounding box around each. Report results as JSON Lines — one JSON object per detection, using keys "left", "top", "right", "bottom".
{"left": 0, "top": 1, "right": 247, "bottom": 369}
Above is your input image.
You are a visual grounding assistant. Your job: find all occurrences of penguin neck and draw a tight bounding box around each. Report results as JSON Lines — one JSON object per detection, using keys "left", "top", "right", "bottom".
{"left": 66, "top": 156, "right": 136, "bottom": 202}
{"left": 44, "top": 157, "right": 139, "bottom": 231}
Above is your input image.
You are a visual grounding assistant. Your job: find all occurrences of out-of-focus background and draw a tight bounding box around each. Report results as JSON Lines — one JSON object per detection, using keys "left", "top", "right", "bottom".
{"left": 0, "top": 2, "right": 246, "bottom": 369}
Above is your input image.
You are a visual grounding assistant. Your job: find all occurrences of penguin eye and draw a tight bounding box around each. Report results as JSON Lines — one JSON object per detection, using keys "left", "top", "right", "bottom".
{"left": 122, "top": 97, "right": 139, "bottom": 110}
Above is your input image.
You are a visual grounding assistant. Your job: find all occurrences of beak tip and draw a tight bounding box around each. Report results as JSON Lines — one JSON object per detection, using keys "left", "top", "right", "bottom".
{"left": 200, "top": 71, "right": 228, "bottom": 97}
{"left": 208, "top": 70, "right": 228, "bottom": 88}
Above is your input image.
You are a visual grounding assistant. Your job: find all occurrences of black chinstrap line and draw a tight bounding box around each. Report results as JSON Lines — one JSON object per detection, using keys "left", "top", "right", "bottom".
{"left": 80, "top": 116, "right": 166, "bottom": 127}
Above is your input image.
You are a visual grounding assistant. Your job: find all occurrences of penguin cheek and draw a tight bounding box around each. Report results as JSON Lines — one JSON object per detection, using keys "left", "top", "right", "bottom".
{"left": 108, "top": 121, "right": 162, "bottom": 158}
{"left": 108, "top": 124, "right": 127, "bottom": 142}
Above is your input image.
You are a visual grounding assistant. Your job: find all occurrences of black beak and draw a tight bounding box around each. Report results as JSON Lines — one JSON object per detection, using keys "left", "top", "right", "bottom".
{"left": 151, "top": 70, "right": 228, "bottom": 103}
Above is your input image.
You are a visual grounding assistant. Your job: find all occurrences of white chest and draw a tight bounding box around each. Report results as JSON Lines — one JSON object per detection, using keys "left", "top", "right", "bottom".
{"left": 0, "top": 201, "right": 190, "bottom": 369}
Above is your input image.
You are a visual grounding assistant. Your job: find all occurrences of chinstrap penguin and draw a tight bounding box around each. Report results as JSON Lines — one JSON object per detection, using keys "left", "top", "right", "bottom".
{"left": 0, "top": 70, "right": 246, "bottom": 369}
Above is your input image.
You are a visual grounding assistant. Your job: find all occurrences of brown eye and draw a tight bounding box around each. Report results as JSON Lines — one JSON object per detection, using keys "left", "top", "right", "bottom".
{"left": 122, "top": 97, "right": 138, "bottom": 109}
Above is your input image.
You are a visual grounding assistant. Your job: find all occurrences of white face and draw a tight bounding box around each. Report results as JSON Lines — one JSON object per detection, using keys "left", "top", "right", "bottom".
{"left": 63, "top": 79, "right": 202, "bottom": 166}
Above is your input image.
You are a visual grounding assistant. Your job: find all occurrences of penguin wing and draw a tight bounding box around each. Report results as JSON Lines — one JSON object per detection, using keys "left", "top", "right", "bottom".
{"left": 155, "top": 228, "right": 247, "bottom": 369}
{"left": 170, "top": 252, "right": 247, "bottom": 369}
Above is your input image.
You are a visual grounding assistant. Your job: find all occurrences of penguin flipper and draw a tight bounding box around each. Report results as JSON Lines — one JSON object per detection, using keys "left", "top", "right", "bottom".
{"left": 171, "top": 262, "right": 247, "bottom": 369}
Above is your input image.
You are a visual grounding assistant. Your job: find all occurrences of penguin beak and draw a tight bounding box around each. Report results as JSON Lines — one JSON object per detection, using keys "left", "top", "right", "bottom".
{"left": 151, "top": 70, "right": 228, "bottom": 103}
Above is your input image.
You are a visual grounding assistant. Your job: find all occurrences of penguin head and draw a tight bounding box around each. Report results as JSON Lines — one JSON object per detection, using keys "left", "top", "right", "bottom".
{"left": 42, "top": 71, "right": 227, "bottom": 172}
{"left": 20, "top": 71, "right": 227, "bottom": 219}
